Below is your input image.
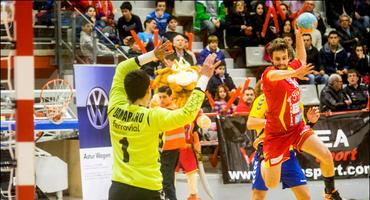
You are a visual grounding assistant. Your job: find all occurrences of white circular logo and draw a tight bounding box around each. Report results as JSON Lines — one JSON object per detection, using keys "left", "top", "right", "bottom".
{"left": 86, "top": 87, "right": 109, "bottom": 129}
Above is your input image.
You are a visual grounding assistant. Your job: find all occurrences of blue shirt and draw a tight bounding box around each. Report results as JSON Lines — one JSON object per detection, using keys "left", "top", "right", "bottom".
{"left": 137, "top": 32, "right": 161, "bottom": 44}
{"left": 146, "top": 11, "right": 170, "bottom": 36}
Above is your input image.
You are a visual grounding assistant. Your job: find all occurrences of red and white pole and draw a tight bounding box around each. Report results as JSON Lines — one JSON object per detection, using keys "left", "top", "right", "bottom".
{"left": 14, "top": 1, "right": 35, "bottom": 199}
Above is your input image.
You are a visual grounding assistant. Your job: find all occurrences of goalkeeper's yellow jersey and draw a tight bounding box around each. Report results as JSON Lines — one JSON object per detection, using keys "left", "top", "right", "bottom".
{"left": 108, "top": 58, "right": 204, "bottom": 190}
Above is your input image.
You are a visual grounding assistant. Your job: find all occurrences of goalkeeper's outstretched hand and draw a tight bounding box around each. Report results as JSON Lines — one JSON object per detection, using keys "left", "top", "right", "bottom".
{"left": 154, "top": 37, "right": 174, "bottom": 62}
{"left": 200, "top": 53, "right": 221, "bottom": 78}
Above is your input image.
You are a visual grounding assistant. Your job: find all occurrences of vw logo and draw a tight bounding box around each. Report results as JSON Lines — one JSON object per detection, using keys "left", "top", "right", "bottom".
{"left": 86, "top": 87, "right": 109, "bottom": 129}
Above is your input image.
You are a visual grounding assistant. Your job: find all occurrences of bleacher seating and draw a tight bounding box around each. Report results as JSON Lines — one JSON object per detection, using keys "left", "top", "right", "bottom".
{"left": 317, "top": 84, "right": 326, "bottom": 98}
{"left": 232, "top": 77, "right": 257, "bottom": 89}
{"left": 131, "top": 8, "right": 154, "bottom": 27}
{"left": 191, "top": 41, "right": 204, "bottom": 53}
{"left": 225, "top": 58, "right": 234, "bottom": 69}
{"left": 228, "top": 68, "right": 247, "bottom": 78}
{"left": 299, "top": 85, "right": 320, "bottom": 106}
{"left": 245, "top": 47, "right": 271, "bottom": 68}
{"left": 174, "top": 1, "right": 195, "bottom": 17}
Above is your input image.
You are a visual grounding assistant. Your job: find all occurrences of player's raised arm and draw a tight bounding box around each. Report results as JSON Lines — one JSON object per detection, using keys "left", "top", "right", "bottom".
{"left": 109, "top": 39, "right": 173, "bottom": 110}
{"left": 266, "top": 63, "right": 314, "bottom": 81}
{"left": 295, "top": 28, "right": 307, "bottom": 65}
{"left": 150, "top": 54, "right": 220, "bottom": 132}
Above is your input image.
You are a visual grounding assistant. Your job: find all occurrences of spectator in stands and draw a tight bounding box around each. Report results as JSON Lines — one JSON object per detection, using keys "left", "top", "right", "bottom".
{"left": 146, "top": 0, "right": 171, "bottom": 36}
{"left": 336, "top": 14, "right": 364, "bottom": 53}
{"left": 126, "top": 37, "right": 141, "bottom": 58}
{"left": 116, "top": 2, "right": 143, "bottom": 46}
{"left": 225, "top": 0, "right": 259, "bottom": 48}
{"left": 94, "top": 0, "right": 115, "bottom": 27}
{"left": 281, "top": 33, "right": 295, "bottom": 60}
{"left": 197, "top": 35, "right": 225, "bottom": 66}
{"left": 194, "top": 0, "right": 226, "bottom": 48}
{"left": 348, "top": 43, "right": 369, "bottom": 84}
{"left": 183, "top": 36, "right": 198, "bottom": 65}
{"left": 320, "top": 74, "right": 352, "bottom": 112}
{"left": 286, "top": 0, "right": 305, "bottom": 13}
{"left": 33, "top": 0, "right": 54, "bottom": 26}
{"left": 166, "top": 34, "right": 195, "bottom": 65}
{"left": 305, "top": 1, "right": 326, "bottom": 36}
{"left": 76, "top": 6, "right": 97, "bottom": 44}
{"left": 138, "top": 19, "right": 160, "bottom": 51}
{"left": 250, "top": 2, "right": 277, "bottom": 45}
{"left": 325, "top": 0, "right": 355, "bottom": 29}
{"left": 235, "top": 87, "right": 256, "bottom": 112}
{"left": 280, "top": 19, "right": 294, "bottom": 35}
{"left": 100, "top": 25, "right": 121, "bottom": 47}
{"left": 320, "top": 31, "right": 348, "bottom": 79}
{"left": 206, "top": 61, "right": 236, "bottom": 98}
{"left": 163, "top": 16, "right": 180, "bottom": 43}
{"left": 344, "top": 69, "right": 369, "bottom": 110}
{"left": 84, "top": 6, "right": 97, "bottom": 24}
{"left": 213, "top": 84, "right": 234, "bottom": 115}
{"left": 90, "top": 1, "right": 118, "bottom": 46}
{"left": 279, "top": 3, "right": 291, "bottom": 19}
{"left": 353, "top": 0, "right": 370, "bottom": 31}
{"left": 303, "top": 33, "right": 328, "bottom": 84}
{"left": 309, "top": 28, "right": 323, "bottom": 51}
{"left": 79, "top": 20, "right": 113, "bottom": 63}
{"left": 126, "top": 37, "right": 158, "bottom": 79}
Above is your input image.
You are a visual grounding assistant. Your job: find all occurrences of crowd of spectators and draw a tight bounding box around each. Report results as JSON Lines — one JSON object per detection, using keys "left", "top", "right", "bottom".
{"left": 31, "top": 0, "right": 369, "bottom": 113}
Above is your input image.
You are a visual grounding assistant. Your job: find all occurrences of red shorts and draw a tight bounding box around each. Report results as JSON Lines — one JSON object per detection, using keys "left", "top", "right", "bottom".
{"left": 176, "top": 147, "right": 198, "bottom": 174}
{"left": 263, "top": 124, "right": 313, "bottom": 167}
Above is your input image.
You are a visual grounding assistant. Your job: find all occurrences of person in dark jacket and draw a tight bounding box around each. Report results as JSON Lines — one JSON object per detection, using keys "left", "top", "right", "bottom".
{"left": 163, "top": 15, "right": 180, "bottom": 43}
{"left": 225, "top": 0, "right": 258, "bottom": 48}
{"left": 320, "top": 74, "right": 352, "bottom": 112}
{"left": 33, "top": 0, "right": 54, "bottom": 26}
{"left": 127, "top": 37, "right": 158, "bottom": 79}
{"left": 206, "top": 61, "right": 236, "bottom": 98}
{"left": 303, "top": 33, "right": 328, "bottom": 84}
{"left": 344, "top": 69, "right": 369, "bottom": 110}
{"left": 250, "top": 2, "right": 277, "bottom": 45}
{"left": 348, "top": 43, "right": 369, "bottom": 84}
{"left": 336, "top": 14, "right": 364, "bottom": 53}
{"left": 319, "top": 31, "right": 348, "bottom": 81}
{"left": 116, "top": 2, "right": 143, "bottom": 45}
{"left": 166, "top": 34, "right": 195, "bottom": 65}
{"left": 325, "top": 0, "right": 355, "bottom": 29}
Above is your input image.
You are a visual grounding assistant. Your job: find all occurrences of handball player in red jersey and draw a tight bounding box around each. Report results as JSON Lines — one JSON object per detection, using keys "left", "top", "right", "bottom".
{"left": 260, "top": 29, "right": 342, "bottom": 200}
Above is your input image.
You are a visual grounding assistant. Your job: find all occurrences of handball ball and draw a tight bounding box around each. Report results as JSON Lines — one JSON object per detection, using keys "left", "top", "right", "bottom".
{"left": 197, "top": 114, "right": 212, "bottom": 129}
{"left": 296, "top": 12, "right": 317, "bottom": 33}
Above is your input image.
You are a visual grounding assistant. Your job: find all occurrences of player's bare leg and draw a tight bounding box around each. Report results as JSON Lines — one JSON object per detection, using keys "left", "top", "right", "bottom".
{"left": 290, "top": 185, "right": 311, "bottom": 200}
{"left": 260, "top": 162, "right": 282, "bottom": 189}
{"left": 300, "top": 134, "right": 342, "bottom": 199}
{"left": 251, "top": 189, "right": 267, "bottom": 200}
{"left": 301, "top": 134, "right": 334, "bottom": 177}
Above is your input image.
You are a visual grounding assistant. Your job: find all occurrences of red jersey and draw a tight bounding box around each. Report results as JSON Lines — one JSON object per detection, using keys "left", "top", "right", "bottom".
{"left": 235, "top": 100, "right": 251, "bottom": 112}
{"left": 261, "top": 59, "right": 304, "bottom": 134}
{"left": 93, "top": 0, "right": 114, "bottom": 18}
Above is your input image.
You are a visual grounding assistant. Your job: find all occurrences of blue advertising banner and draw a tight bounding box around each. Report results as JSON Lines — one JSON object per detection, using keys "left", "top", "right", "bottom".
{"left": 75, "top": 65, "right": 115, "bottom": 148}
{"left": 74, "top": 64, "right": 116, "bottom": 200}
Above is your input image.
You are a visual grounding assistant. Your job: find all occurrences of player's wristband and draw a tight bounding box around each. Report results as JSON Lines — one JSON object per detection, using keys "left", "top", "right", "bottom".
{"left": 136, "top": 50, "right": 156, "bottom": 66}
{"left": 196, "top": 75, "right": 209, "bottom": 92}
